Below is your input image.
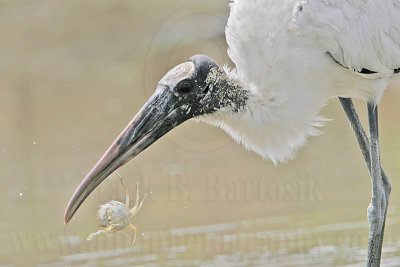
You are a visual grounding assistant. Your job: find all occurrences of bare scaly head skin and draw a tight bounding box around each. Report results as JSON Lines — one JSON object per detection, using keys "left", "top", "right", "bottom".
{"left": 64, "top": 55, "right": 247, "bottom": 223}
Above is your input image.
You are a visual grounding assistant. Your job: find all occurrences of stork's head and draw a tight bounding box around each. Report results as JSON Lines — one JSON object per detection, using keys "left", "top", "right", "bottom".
{"left": 64, "top": 55, "right": 247, "bottom": 223}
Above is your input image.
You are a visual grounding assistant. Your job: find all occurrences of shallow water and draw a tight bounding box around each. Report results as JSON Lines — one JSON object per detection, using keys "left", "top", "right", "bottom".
{"left": 1, "top": 1, "right": 400, "bottom": 266}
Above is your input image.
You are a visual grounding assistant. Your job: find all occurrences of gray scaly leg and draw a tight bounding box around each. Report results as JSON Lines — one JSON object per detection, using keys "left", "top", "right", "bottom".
{"left": 366, "top": 102, "right": 390, "bottom": 267}
{"left": 338, "top": 98, "right": 391, "bottom": 267}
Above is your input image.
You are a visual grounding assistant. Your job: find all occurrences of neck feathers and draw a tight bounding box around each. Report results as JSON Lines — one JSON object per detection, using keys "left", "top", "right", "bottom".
{"left": 197, "top": 68, "right": 329, "bottom": 164}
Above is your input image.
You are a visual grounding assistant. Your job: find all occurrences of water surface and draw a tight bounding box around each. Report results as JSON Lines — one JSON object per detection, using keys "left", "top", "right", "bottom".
{"left": 1, "top": 1, "right": 400, "bottom": 266}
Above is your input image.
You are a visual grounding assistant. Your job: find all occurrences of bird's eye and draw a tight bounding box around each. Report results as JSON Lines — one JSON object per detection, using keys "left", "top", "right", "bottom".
{"left": 177, "top": 81, "right": 193, "bottom": 93}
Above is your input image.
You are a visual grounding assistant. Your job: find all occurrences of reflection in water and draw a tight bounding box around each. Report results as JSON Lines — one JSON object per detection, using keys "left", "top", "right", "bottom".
{"left": 56, "top": 218, "right": 400, "bottom": 266}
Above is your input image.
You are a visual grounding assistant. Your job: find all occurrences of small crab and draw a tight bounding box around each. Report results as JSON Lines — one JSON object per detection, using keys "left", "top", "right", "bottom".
{"left": 86, "top": 172, "right": 147, "bottom": 245}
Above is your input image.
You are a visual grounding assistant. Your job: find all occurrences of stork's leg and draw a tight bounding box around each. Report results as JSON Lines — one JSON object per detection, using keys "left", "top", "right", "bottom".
{"left": 339, "top": 98, "right": 371, "bottom": 165}
{"left": 338, "top": 98, "right": 390, "bottom": 181}
{"left": 366, "top": 102, "right": 390, "bottom": 267}
{"left": 338, "top": 98, "right": 391, "bottom": 267}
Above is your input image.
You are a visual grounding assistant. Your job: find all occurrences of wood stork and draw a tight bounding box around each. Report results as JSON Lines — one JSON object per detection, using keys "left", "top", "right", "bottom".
{"left": 65, "top": 1, "right": 400, "bottom": 265}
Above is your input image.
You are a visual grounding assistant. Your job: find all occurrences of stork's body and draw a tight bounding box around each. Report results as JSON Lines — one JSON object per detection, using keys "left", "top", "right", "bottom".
{"left": 216, "top": 0, "right": 400, "bottom": 163}
{"left": 65, "top": 1, "right": 400, "bottom": 266}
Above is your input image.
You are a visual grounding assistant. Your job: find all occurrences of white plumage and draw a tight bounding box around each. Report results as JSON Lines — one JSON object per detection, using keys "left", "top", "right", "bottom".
{"left": 199, "top": 0, "right": 400, "bottom": 163}
{"left": 65, "top": 2, "right": 397, "bottom": 264}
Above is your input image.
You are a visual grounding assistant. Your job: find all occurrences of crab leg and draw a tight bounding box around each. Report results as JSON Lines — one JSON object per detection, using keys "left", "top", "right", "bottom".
{"left": 129, "top": 224, "right": 137, "bottom": 245}
{"left": 131, "top": 193, "right": 147, "bottom": 217}
{"left": 115, "top": 172, "right": 130, "bottom": 206}
{"left": 86, "top": 225, "right": 114, "bottom": 241}
{"left": 130, "top": 182, "right": 141, "bottom": 216}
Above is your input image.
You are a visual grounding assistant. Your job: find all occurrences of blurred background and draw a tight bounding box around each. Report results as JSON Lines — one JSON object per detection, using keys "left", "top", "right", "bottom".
{"left": 1, "top": 1, "right": 400, "bottom": 266}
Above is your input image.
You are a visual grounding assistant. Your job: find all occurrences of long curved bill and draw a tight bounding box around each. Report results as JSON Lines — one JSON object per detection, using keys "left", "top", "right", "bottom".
{"left": 64, "top": 87, "right": 186, "bottom": 224}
